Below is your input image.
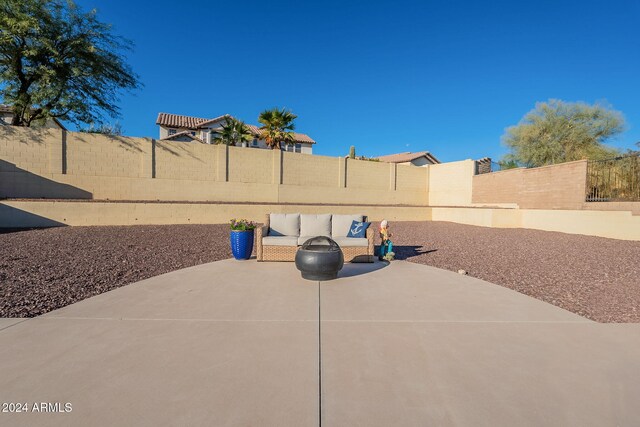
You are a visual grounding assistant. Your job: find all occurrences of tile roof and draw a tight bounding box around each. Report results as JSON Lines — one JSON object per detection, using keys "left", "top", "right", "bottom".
{"left": 160, "top": 130, "right": 204, "bottom": 143}
{"left": 157, "top": 112, "right": 316, "bottom": 144}
{"left": 193, "top": 114, "right": 230, "bottom": 128}
{"left": 156, "top": 112, "right": 211, "bottom": 129}
{"left": 376, "top": 151, "right": 440, "bottom": 164}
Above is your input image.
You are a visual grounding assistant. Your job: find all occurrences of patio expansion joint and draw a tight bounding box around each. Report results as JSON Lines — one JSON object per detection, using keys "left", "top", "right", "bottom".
{"left": 39, "top": 316, "right": 319, "bottom": 322}
{"left": 319, "top": 319, "right": 593, "bottom": 323}
{"left": 318, "top": 281, "right": 322, "bottom": 427}
{"left": 0, "top": 318, "right": 30, "bottom": 332}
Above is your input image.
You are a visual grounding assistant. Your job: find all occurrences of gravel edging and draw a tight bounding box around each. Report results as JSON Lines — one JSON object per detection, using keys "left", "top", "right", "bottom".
{"left": 1, "top": 222, "right": 639, "bottom": 322}
{"left": 387, "top": 221, "right": 640, "bottom": 323}
{"left": 0, "top": 225, "right": 232, "bottom": 317}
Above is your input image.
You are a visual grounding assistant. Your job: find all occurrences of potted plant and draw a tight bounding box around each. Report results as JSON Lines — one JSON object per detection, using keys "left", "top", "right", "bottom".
{"left": 229, "top": 218, "right": 257, "bottom": 260}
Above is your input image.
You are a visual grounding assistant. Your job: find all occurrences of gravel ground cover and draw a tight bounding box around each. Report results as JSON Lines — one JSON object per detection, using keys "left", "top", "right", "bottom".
{"left": 388, "top": 221, "right": 640, "bottom": 323}
{"left": 1, "top": 222, "right": 639, "bottom": 322}
{"left": 0, "top": 225, "right": 231, "bottom": 317}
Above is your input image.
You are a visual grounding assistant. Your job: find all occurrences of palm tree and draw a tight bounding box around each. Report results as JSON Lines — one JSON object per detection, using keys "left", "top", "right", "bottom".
{"left": 212, "top": 117, "right": 254, "bottom": 146}
{"left": 257, "top": 108, "right": 297, "bottom": 149}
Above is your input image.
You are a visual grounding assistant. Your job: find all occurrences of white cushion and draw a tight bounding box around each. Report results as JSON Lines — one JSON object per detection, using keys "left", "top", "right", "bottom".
{"left": 297, "top": 236, "right": 323, "bottom": 245}
{"left": 262, "top": 236, "right": 298, "bottom": 246}
{"left": 332, "top": 237, "right": 368, "bottom": 247}
{"left": 269, "top": 213, "right": 300, "bottom": 237}
{"left": 331, "top": 214, "right": 364, "bottom": 237}
{"left": 300, "top": 214, "right": 332, "bottom": 238}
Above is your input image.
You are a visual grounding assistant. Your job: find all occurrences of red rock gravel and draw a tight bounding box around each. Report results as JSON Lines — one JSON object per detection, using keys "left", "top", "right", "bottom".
{"left": 1, "top": 222, "right": 639, "bottom": 322}
{"left": 386, "top": 221, "right": 640, "bottom": 323}
{"left": 0, "top": 225, "right": 231, "bottom": 317}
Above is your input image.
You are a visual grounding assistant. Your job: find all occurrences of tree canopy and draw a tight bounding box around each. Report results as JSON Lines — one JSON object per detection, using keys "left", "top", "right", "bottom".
{"left": 501, "top": 100, "right": 624, "bottom": 167}
{"left": 78, "top": 122, "right": 123, "bottom": 136}
{"left": 0, "top": 0, "right": 140, "bottom": 127}
{"left": 258, "top": 108, "right": 297, "bottom": 149}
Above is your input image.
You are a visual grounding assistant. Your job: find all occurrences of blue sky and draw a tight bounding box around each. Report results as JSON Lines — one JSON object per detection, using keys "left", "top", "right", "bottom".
{"left": 76, "top": 0, "right": 639, "bottom": 162}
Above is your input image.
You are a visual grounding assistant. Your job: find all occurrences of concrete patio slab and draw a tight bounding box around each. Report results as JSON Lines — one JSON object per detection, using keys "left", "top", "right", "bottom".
{"left": 44, "top": 259, "right": 317, "bottom": 321}
{"left": 327, "top": 260, "right": 589, "bottom": 322}
{"left": 320, "top": 322, "right": 640, "bottom": 427}
{"left": 0, "top": 317, "right": 319, "bottom": 427}
{"left": 1, "top": 259, "right": 638, "bottom": 427}
{"left": 0, "top": 318, "right": 25, "bottom": 330}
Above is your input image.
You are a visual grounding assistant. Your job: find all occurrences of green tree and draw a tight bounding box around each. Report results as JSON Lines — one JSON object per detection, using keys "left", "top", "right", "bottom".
{"left": 78, "top": 122, "right": 123, "bottom": 136}
{"left": 498, "top": 159, "right": 519, "bottom": 170}
{"left": 212, "top": 117, "right": 253, "bottom": 146}
{"left": 502, "top": 99, "right": 623, "bottom": 167}
{"left": 258, "top": 107, "right": 297, "bottom": 149}
{"left": 349, "top": 146, "right": 356, "bottom": 159}
{"left": 357, "top": 155, "right": 379, "bottom": 162}
{"left": 0, "top": 0, "right": 140, "bottom": 127}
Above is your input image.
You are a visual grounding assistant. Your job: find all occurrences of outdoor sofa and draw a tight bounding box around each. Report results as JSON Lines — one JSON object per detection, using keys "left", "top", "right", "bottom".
{"left": 256, "top": 213, "right": 374, "bottom": 263}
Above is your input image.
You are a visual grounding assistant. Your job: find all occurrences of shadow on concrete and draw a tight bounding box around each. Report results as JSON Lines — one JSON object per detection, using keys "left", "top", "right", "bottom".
{"left": 336, "top": 260, "right": 388, "bottom": 279}
{"left": 392, "top": 245, "right": 437, "bottom": 260}
{"left": 0, "top": 160, "right": 92, "bottom": 199}
{"left": 0, "top": 203, "right": 66, "bottom": 228}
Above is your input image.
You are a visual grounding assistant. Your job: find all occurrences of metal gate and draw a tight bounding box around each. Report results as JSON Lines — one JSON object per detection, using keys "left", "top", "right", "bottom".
{"left": 586, "top": 154, "right": 640, "bottom": 201}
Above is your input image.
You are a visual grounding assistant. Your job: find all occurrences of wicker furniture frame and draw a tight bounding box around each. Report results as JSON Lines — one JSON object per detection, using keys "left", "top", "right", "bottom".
{"left": 256, "top": 214, "right": 374, "bottom": 263}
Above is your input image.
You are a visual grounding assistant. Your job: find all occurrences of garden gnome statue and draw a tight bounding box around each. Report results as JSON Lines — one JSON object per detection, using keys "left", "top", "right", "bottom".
{"left": 379, "top": 219, "right": 395, "bottom": 261}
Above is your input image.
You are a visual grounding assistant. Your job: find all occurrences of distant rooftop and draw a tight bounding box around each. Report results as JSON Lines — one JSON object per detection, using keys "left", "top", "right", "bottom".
{"left": 376, "top": 151, "right": 440, "bottom": 164}
{"left": 156, "top": 112, "right": 316, "bottom": 144}
{"left": 0, "top": 104, "right": 66, "bottom": 130}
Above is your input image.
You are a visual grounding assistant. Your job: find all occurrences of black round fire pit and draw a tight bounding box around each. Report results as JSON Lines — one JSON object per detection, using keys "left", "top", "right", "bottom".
{"left": 295, "top": 236, "right": 344, "bottom": 281}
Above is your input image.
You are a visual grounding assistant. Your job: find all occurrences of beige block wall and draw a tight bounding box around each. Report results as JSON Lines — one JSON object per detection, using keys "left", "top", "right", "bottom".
{"left": 397, "top": 164, "right": 429, "bottom": 191}
{"left": 429, "top": 206, "right": 640, "bottom": 241}
{"left": 427, "top": 160, "right": 475, "bottom": 206}
{"left": 0, "top": 200, "right": 429, "bottom": 228}
{"left": 228, "top": 145, "right": 273, "bottom": 184}
{"left": 582, "top": 202, "right": 640, "bottom": 215}
{"left": 472, "top": 160, "right": 588, "bottom": 210}
{"left": 0, "top": 126, "right": 56, "bottom": 176}
{"left": 66, "top": 133, "right": 152, "bottom": 178}
{"left": 346, "top": 159, "right": 390, "bottom": 190}
{"left": 155, "top": 140, "right": 217, "bottom": 181}
{"left": 0, "top": 127, "right": 429, "bottom": 205}
{"left": 519, "top": 209, "right": 640, "bottom": 240}
{"left": 3, "top": 200, "right": 638, "bottom": 241}
{"left": 277, "top": 184, "right": 428, "bottom": 206}
{"left": 282, "top": 151, "right": 338, "bottom": 187}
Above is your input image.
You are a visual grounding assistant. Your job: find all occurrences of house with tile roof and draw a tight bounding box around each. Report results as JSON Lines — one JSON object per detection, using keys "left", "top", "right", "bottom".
{"left": 156, "top": 112, "right": 316, "bottom": 154}
{"left": 0, "top": 105, "right": 66, "bottom": 130}
{"left": 376, "top": 151, "right": 440, "bottom": 166}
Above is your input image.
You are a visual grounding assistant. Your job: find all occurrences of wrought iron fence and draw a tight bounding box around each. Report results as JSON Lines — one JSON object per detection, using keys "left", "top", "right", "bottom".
{"left": 586, "top": 154, "right": 640, "bottom": 202}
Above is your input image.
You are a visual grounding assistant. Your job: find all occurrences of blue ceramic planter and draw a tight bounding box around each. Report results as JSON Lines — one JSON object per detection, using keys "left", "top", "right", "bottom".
{"left": 230, "top": 230, "right": 254, "bottom": 260}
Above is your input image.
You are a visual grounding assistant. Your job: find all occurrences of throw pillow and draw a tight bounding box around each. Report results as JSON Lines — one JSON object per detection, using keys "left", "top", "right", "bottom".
{"left": 347, "top": 220, "right": 370, "bottom": 238}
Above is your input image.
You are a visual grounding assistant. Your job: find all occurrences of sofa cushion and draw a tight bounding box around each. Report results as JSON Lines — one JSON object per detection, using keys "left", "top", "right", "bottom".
{"left": 262, "top": 236, "right": 299, "bottom": 246}
{"left": 298, "top": 236, "right": 324, "bottom": 245}
{"left": 332, "top": 214, "right": 364, "bottom": 237}
{"left": 269, "top": 213, "right": 300, "bottom": 237}
{"left": 333, "top": 236, "right": 368, "bottom": 247}
{"left": 300, "top": 214, "right": 332, "bottom": 238}
{"left": 347, "top": 220, "right": 370, "bottom": 238}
